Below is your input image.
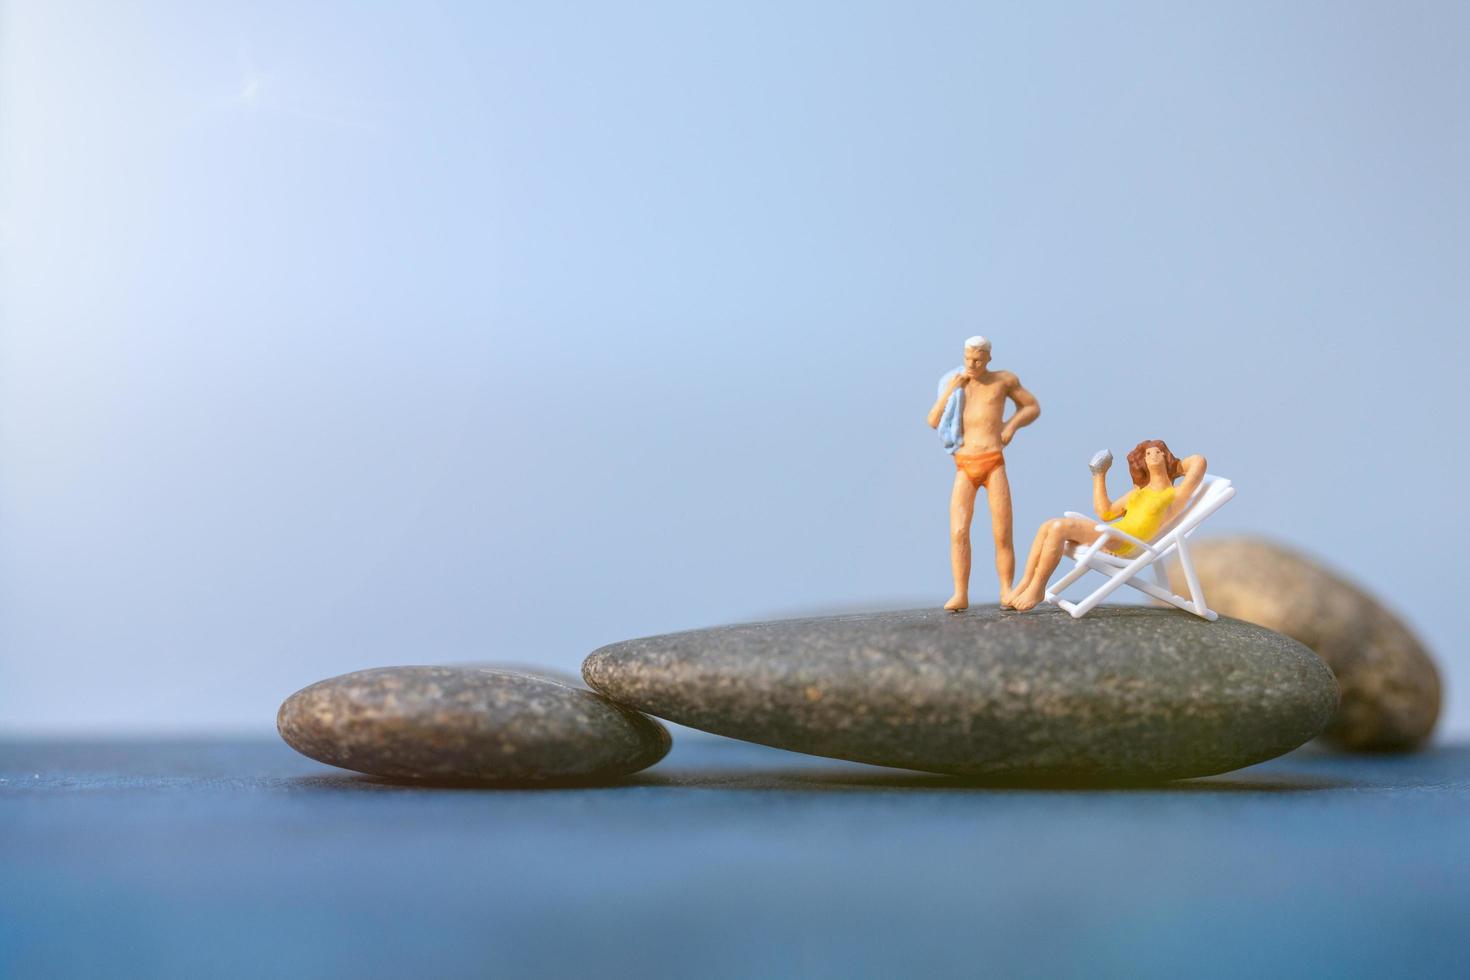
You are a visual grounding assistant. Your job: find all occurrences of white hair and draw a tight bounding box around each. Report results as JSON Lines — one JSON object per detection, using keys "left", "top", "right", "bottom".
{"left": 964, "top": 335, "right": 991, "bottom": 351}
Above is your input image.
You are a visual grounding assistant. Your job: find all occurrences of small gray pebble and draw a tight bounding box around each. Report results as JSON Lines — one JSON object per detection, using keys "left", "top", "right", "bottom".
{"left": 278, "top": 666, "right": 671, "bottom": 783}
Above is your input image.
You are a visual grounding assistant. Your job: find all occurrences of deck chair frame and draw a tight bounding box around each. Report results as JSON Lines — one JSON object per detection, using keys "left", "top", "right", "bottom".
{"left": 1044, "top": 474, "right": 1236, "bottom": 620}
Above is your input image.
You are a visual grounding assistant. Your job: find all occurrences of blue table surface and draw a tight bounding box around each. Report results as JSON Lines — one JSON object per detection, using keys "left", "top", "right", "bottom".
{"left": 2, "top": 735, "right": 1467, "bottom": 980}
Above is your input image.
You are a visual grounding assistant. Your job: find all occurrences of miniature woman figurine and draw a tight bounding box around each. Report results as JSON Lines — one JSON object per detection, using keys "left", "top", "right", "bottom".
{"left": 1001, "top": 440, "right": 1207, "bottom": 612}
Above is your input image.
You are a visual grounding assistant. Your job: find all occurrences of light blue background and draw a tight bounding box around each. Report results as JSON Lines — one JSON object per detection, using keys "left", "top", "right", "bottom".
{"left": 1, "top": 1, "right": 1465, "bottom": 735}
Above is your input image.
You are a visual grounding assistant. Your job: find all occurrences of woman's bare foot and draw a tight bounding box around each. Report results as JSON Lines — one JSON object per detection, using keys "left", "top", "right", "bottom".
{"left": 1008, "top": 584, "right": 1046, "bottom": 611}
{"left": 1000, "top": 575, "right": 1030, "bottom": 608}
{"left": 944, "top": 593, "right": 969, "bottom": 612}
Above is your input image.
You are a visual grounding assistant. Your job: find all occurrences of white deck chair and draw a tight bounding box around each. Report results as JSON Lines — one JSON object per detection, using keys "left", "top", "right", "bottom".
{"left": 1044, "top": 474, "right": 1236, "bottom": 620}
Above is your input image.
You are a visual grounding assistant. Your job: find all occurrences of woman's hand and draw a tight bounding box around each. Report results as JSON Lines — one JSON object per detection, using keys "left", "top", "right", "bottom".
{"left": 1091, "top": 450, "right": 1122, "bottom": 520}
{"left": 1163, "top": 453, "right": 1210, "bottom": 522}
{"left": 1179, "top": 454, "right": 1207, "bottom": 475}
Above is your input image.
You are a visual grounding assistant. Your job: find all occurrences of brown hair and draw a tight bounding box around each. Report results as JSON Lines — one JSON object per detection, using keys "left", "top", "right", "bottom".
{"left": 1126, "top": 439, "right": 1182, "bottom": 488}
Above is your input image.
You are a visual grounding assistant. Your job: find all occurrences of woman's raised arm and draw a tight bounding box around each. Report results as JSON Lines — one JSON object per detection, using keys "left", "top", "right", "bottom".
{"left": 1089, "top": 450, "right": 1128, "bottom": 520}
{"left": 1166, "top": 454, "right": 1209, "bottom": 520}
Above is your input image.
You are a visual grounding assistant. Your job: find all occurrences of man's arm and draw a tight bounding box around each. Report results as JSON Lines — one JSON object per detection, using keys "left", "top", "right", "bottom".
{"left": 999, "top": 378, "right": 1040, "bottom": 446}
{"left": 927, "top": 372, "right": 965, "bottom": 429}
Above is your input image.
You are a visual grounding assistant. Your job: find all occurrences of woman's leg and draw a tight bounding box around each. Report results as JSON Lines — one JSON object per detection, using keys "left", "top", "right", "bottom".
{"left": 1002, "top": 521, "right": 1054, "bottom": 606}
{"left": 1010, "top": 517, "right": 1103, "bottom": 611}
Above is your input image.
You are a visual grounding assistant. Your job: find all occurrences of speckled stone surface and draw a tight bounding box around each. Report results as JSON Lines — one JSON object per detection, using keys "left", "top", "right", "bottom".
{"left": 1167, "top": 537, "right": 1441, "bottom": 751}
{"left": 278, "top": 666, "right": 670, "bottom": 783}
{"left": 583, "top": 606, "right": 1338, "bottom": 782}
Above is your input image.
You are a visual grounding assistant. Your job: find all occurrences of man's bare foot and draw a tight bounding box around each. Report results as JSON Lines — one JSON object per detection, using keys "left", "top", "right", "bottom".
{"left": 1008, "top": 585, "right": 1045, "bottom": 612}
{"left": 943, "top": 593, "right": 969, "bottom": 612}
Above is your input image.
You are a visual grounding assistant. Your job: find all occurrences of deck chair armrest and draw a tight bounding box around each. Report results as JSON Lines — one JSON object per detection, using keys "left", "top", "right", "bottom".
{"left": 1091, "top": 524, "right": 1158, "bottom": 558}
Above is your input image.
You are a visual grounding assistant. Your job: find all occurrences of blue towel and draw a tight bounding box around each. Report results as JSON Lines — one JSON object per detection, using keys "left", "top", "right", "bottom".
{"left": 938, "top": 369, "right": 964, "bottom": 454}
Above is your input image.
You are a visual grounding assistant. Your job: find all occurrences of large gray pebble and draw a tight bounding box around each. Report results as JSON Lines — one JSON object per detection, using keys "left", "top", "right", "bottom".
{"left": 1167, "top": 537, "right": 1440, "bottom": 750}
{"left": 584, "top": 606, "right": 1337, "bottom": 783}
{"left": 278, "top": 666, "right": 671, "bottom": 782}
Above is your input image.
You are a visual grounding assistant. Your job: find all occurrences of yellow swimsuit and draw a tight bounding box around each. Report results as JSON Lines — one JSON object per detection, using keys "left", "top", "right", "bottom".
{"left": 1107, "top": 485, "right": 1176, "bottom": 555}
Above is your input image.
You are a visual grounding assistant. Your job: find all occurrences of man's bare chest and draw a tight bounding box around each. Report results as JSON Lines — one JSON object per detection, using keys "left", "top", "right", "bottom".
{"left": 962, "top": 380, "right": 1009, "bottom": 413}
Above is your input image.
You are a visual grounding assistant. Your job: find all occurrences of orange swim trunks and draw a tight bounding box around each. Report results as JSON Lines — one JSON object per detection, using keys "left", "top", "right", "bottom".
{"left": 955, "top": 450, "right": 1005, "bottom": 488}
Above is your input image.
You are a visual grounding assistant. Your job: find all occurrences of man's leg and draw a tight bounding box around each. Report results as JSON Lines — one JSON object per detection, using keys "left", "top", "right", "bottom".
{"left": 984, "top": 466, "right": 1015, "bottom": 602}
{"left": 946, "top": 469, "right": 979, "bottom": 611}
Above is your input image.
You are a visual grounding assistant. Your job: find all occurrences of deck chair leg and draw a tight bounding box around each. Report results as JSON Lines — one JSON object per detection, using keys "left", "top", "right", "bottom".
{"left": 1152, "top": 559, "right": 1170, "bottom": 590}
{"left": 1174, "top": 539, "right": 1213, "bottom": 619}
{"left": 1046, "top": 558, "right": 1093, "bottom": 600}
{"left": 1064, "top": 562, "right": 1142, "bottom": 617}
{"left": 1121, "top": 576, "right": 1217, "bottom": 620}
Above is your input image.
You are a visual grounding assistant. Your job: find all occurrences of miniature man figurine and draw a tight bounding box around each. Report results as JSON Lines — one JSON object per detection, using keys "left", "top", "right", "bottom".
{"left": 926, "top": 336, "right": 1041, "bottom": 611}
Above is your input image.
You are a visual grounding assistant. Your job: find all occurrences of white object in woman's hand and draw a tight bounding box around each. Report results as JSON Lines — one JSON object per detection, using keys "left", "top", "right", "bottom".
{"left": 1089, "top": 449, "right": 1113, "bottom": 474}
